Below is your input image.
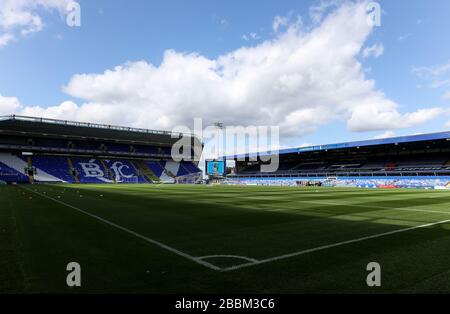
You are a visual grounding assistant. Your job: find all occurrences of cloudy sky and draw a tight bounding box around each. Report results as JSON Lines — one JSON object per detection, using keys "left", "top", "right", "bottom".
{"left": 1, "top": 0, "right": 450, "bottom": 152}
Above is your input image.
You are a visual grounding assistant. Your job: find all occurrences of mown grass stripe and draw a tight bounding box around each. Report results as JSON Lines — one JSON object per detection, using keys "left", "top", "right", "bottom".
{"left": 20, "top": 186, "right": 222, "bottom": 272}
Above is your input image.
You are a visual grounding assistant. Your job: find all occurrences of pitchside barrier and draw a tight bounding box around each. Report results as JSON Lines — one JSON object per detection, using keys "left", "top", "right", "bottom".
{"left": 225, "top": 176, "right": 450, "bottom": 190}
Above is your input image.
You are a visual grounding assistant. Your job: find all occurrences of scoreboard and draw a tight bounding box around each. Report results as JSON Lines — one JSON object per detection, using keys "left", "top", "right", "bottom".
{"left": 206, "top": 160, "right": 226, "bottom": 176}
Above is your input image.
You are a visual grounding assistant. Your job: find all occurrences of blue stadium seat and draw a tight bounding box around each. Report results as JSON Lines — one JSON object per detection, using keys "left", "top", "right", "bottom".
{"left": 0, "top": 161, "right": 29, "bottom": 183}
{"left": 30, "top": 156, "right": 75, "bottom": 183}
{"left": 71, "top": 158, "right": 113, "bottom": 183}
{"left": 145, "top": 161, "right": 165, "bottom": 177}
{"left": 102, "top": 159, "right": 147, "bottom": 183}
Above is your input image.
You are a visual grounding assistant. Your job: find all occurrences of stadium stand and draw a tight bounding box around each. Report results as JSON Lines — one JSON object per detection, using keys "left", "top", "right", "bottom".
{"left": 225, "top": 131, "right": 450, "bottom": 189}
{"left": 0, "top": 153, "right": 29, "bottom": 183}
{"left": 105, "top": 143, "right": 132, "bottom": 153}
{"left": 71, "top": 158, "right": 112, "bottom": 183}
{"left": 145, "top": 161, "right": 166, "bottom": 177}
{"left": 0, "top": 115, "right": 202, "bottom": 184}
{"left": 103, "top": 159, "right": 147, "bottom": 183}
{"left": 28, "top": 155, "right": 75, "bottom": 183}
{"left": 133, "top": 160, "right": 159, "bottom": 183}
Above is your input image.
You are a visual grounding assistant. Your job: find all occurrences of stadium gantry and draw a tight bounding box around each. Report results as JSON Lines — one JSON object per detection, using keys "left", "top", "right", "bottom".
{"left": 0, "top": 115, "right": 202, "bottom": 184}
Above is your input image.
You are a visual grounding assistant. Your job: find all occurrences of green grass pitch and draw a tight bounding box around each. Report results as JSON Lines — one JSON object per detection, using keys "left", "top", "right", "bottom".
{"left": 2, "top": 183, "right": 450, "bottom": 293}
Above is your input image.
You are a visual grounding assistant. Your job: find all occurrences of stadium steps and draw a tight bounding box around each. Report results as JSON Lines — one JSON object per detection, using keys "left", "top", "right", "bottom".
{"left": 146, "top": 161, "right": 165, "bottom": 177}
{"left": 67, "top": 158, "right": 80, "bottom": 183}
{"left": 27, "top": 156, "right": 34, "bottom": 183}
{"left": 129, "top": 161, "right": 151, "bottom": 183}
{"left": 133, "top": 161, "right": 159, "bottom": 183}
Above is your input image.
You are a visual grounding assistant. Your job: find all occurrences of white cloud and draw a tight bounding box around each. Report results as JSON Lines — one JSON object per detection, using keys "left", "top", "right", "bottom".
{"left": 241, "top": 32, "right": 260, "bottom": 41}
{"left": 272, "top": 16, "right": 289, "bottom": 32}
{"left": 348, "top": 104, "right": 443, "bottom": 132}
{"left": 272, "top": 11, "right": 303, "bottom": 33}
{"left": 20, "top": 100, "right": 79, "bottom": 118}
{"left": 212, "top": 14, "right": 229, "bottom": 29}
{"left": 413, "top": 60, "right": 450, "bottom": 78}
{"left": 414, "top": 60, "right": 450, "bottom": 103}
{"left": 0, "top": 0, "right": 77, "bottom": 47}
{"left": 445, "top": 120, "right": 450, "bottom": 128}
{"left": 371, "top": 131, "right": 395, "bottom": 139}
{"left": 309, "top": 0, "right": 341, "bottom": 24}
{"left": 442, "top": 91, "right": 450, "bottom": 101}
{"left": 0, "top": 94, "right": 23, "bottom": 115}
{"left": 397, "top": 33, "right": 412, "bottom": 42}
{"left": 429, "top": 79, "right": 450, "bottom": 89}
{"left": 0, "top": 33, "right": 13, "bottom": 46}
{"left": 3, "top": 1, "right": 443, "bottom": 139}
{"left": 362, "top": 43, "right": 384, "bottom": 59}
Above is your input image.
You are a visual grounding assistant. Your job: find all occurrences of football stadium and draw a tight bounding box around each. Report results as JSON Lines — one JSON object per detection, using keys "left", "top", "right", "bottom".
{"left": 1, "top": 114, "right": 450, "bottom": 295}
{"left": 3, "top": 0, "right": 450, "bottom": 308}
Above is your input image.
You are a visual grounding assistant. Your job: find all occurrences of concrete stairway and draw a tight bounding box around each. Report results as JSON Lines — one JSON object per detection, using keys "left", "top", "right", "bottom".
{"left": 134, "top": 160, "right": 159, "bottom": 183}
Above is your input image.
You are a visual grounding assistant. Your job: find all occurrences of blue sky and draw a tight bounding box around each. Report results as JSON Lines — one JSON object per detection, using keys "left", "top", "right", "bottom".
{"left": 1, "top": 0, "right": 450, "bottom": 152}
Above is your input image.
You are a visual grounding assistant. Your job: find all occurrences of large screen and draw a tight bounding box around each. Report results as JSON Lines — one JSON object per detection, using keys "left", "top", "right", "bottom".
{"left": 206, "top": 160, "right": 226, "bottom": 176}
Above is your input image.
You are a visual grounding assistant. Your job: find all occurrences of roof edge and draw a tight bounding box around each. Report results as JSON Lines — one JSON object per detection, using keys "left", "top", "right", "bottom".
{"left": 225, "top": 130, "right": 450, "bottom": 160}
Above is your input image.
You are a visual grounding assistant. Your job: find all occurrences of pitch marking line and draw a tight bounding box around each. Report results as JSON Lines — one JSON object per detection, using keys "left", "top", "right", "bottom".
{"left": 21, "top": 186, "right": 222, "bottom": 272}
{"left": 221, "top": 217, "right": 450, "bottom": 272}
{"left": 20, "top": 186, "right": 450, "bottom": 273}
{"left": 198, "top": 255, "right": 259, "bottom": 263}
{"left": 288, "top": 199, "right": 450, "bottom": 216}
